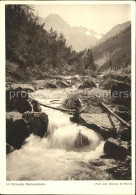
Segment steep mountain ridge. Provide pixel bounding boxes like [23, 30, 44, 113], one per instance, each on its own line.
[44, 14, 101, 51]
[97, 21, 131, 44]
[92, 24, 131, 70]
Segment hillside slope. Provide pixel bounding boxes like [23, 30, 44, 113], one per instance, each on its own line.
[98, 21, 131, 44]
[6, 5, 96, 82]
[92, 23, 131, 71]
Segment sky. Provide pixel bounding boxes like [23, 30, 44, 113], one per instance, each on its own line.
[34, 4, 131, 34]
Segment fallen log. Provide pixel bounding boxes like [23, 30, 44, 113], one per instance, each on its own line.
[100, 102, 131, 128]
[39, 102, 75, 114]
[107, 112, 116, 132]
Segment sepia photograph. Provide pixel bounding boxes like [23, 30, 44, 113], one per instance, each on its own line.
[0, 0, 135, 194]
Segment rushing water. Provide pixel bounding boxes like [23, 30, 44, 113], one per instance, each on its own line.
[6, 88, 104, 180]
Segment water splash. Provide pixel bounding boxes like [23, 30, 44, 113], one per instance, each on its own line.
[6, 89, 104, 180]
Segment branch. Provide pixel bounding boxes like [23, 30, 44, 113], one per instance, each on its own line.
[100, 102, 131, 128]
[39, 102, 74, 114]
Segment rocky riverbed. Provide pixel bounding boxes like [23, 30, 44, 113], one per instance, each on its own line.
[6, 73, 131, 180]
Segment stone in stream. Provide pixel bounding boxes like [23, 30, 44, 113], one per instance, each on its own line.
[46, 82, 57, 88]
[111, 82, 131, 108]
[104, 138, 127, 161]
[6, 88, 32, 113]
[74, 131, 91, 148]
[56, 80, 70, 88]
[17, 99, 32, 113]
[114, 110, 131, 122]
[22, 112, 48, 137]
[80, 113, 118, 139]
[6, 113, 30, 149]
[100, 78, 118, 90]
[31, 100, 42, 112]
[78, 80, 96, 89]
[119, 127, 131, 142]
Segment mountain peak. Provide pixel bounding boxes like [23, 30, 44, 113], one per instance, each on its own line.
[43, 14, 99, 51]
[46, 14, 62, 20]
[44, 14, 70, 33]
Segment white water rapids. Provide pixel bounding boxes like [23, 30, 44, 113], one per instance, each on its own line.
[7, 89, 105, 180]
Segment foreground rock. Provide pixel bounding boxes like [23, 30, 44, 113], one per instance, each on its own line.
[6, 86, 41, 113]
[119, 127, 131, 142]
[6, 88, 32, 113]
[6, 111, 48, 149]
[22, 112, 48, 137]
[104, 138, 127, 161]
[6, 113, 30, 149]
[78, 80, 96, 89]
[106, 156, 131, 180]
[31, 100, 42, 112]
[100, 78, 118, 90]
[79, 113, 118, 139]
[111, 82, 131, 109]
[74, 132, 91, 148]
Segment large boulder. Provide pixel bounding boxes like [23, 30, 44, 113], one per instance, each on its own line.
[80, 113, 118, 139]
[6, 88, 32, 113]
[120, 127, 131, 142]
[111, 82, 131, 97]
[74, 132, 91, 148]
[100, 78, 118, 90]
[31, 100, 42, 112]
[104, 138, 127, 161]
[78, 80, 96, 89]
[6, 114, 30, 149]
[17, 99, 32, 113]
[111, 82, 131, 108]
[22, 112, 48, 137]
[114, 111, 131, 122]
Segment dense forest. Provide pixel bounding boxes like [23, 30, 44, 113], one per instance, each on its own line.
[92, 26, 131, 71]
[6, 5, 96, 81]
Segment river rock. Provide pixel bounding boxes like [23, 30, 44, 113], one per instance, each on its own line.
[6, 143, 15, 154]
[111, 82, 131, 108]
[74, 132, 91, 148]
[31, 100, 42, 112]
[100, 78, 118, 90]
[10, 83, 34, 92]
[111, 82, 131, 98]
[18, 99, 32, 113]
[6, 88, 32, 113]
[46, 82, 57, 88]
[114, 111, 131, 122]
[80, 113, 118, 139]
[127, 145, 131, 156]
[120, 127, 131, 142]
[71, 75, 82, 84]
[104, 138, 127, 161]
[56, 80, 70, 88]
[6, 116, 30, 149]
[22, 112, 48, 137]
[78, 80, 96, 89]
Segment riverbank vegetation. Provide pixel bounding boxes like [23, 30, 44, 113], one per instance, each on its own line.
[6, 5, 96, 82]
